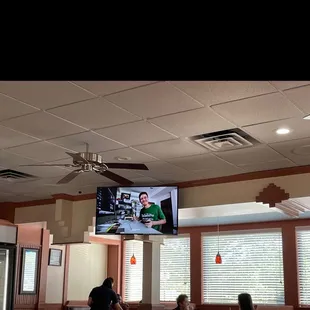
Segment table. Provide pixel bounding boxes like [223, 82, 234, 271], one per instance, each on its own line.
[117, 220, 162, 234]
[96, 220, 162, 235]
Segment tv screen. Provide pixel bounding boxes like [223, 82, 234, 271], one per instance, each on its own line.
[95, 186, 178, 235]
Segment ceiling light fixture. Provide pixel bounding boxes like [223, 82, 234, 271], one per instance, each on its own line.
[276, 128, 290, 135]
[115, 156, 131, 161]
[303, 115, 310, 120]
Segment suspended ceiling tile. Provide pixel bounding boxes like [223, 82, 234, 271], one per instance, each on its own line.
[0, 81, 96, 109]
[95, 120, 177, 146]
[170, 81, 277, 106]
[134, 139, 208, 160]
[270, 138, 310, 165]
[0, 112, 85, 140]
[0, 150, 39, 168]
[48, 97, 140, 130]
[5, 141, 71, 162]
[216, 145, 285, 166]
[238, 158, 296, 173]
[166, 153, 237, 171]
[48, 131, 125, 153]
[72, 81, 157, 96]
[270, 81, 310, 90]
[243, 118, 310, 144]
[0, 126, 39, 149]
[99, 147, 158, 163]
[130, 176, 163, 186]
[0, 93, 39, 121]
[211, 93, 303, 126]
[105, 82, 203, 119]
[150, 107, 235, 138]
[284, 85, 310, 114]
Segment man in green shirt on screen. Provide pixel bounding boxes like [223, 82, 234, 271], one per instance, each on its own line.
[137, 191, 166, 231]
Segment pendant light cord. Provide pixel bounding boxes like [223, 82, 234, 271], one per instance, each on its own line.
[217, 217, 220, 252]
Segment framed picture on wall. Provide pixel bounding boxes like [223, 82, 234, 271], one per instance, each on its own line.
[48, 248, 62, 266]
[19, 248, 39, 295]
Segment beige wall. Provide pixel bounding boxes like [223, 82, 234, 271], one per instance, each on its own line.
[67, 243, 107, 301]
[15, 204, 55, 223]
[71, 199, 96, 239]
[13, 172, 310, 243]
[180, 173, 310, 208]
[14, 200, 95, 244]
[45, 245, 66, 304]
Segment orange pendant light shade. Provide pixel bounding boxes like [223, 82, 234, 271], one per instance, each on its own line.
[215, 252, 222, 264]
[130, 254, 136, 265]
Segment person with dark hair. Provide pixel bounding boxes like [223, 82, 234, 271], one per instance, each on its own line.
[238, 293, 255, 310]
[88, 278, 122, 310]
[173, 294, 191, 310]
[102, 278, 113, 289]
[137, 191, 166, 231]
[107, 277, 114, 288]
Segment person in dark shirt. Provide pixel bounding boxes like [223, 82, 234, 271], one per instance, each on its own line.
[173, 294, 191, 310]
[88, 278, 122, 310]
[238, 293, 255, 310]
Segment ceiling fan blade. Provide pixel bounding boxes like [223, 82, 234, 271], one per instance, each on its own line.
[57, 170, 82, 184]
[98, 170, 134, 185]
[66, 152, 88, 164]
[105, 163, 149, 170]
[19, 164, 76, 167]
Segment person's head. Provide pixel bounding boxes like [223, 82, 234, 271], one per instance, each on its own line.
[176, 294, 189, 309]
[102, 278, 113, 289]
[117, 294, 122, 302]
[107, 277, 114, 287]
[238, 293, 254, 310]
[139, 192, 149, 207]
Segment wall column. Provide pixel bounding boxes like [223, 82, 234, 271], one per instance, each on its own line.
[108, 244, 121, 293]
[139, 238, 164, 310]
[190, 231, 202, 305]
[282, 222, 299, 307]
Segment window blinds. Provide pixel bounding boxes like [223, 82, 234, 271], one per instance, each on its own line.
[160, 236, 191, 301]
[296, 228, 310, 306]
[202, 229, 284, 304]
[124, 240, 144, 302]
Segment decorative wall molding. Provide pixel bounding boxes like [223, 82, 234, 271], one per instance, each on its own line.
[256, 183, 290, 208]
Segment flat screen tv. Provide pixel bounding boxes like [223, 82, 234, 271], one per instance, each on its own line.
[95, 186, 178, 235]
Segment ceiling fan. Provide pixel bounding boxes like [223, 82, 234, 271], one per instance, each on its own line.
[20, 144, 148, 185]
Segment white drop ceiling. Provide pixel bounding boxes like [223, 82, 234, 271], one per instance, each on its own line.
[0, 80, 310, 206]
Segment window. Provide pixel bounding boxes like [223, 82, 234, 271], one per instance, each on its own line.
[160, 236, 191, 301]
[296, 228, 310, 305]
[202, 229, 284, 304]
[124, 240, 143, 302]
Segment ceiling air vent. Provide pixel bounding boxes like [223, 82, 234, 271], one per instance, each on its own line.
[0, 169, 36, 180]
[191, 128, 260, 152]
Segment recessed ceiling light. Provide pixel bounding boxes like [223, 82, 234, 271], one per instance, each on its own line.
[303, 115, 310, 120]
[115, 156, 131, 161]
[276, 128, 290, 135]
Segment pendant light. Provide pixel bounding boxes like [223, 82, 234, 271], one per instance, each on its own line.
[130, 254, 136, 265]
[130, 241, 136, 265]
[215, 219, 222, 264]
